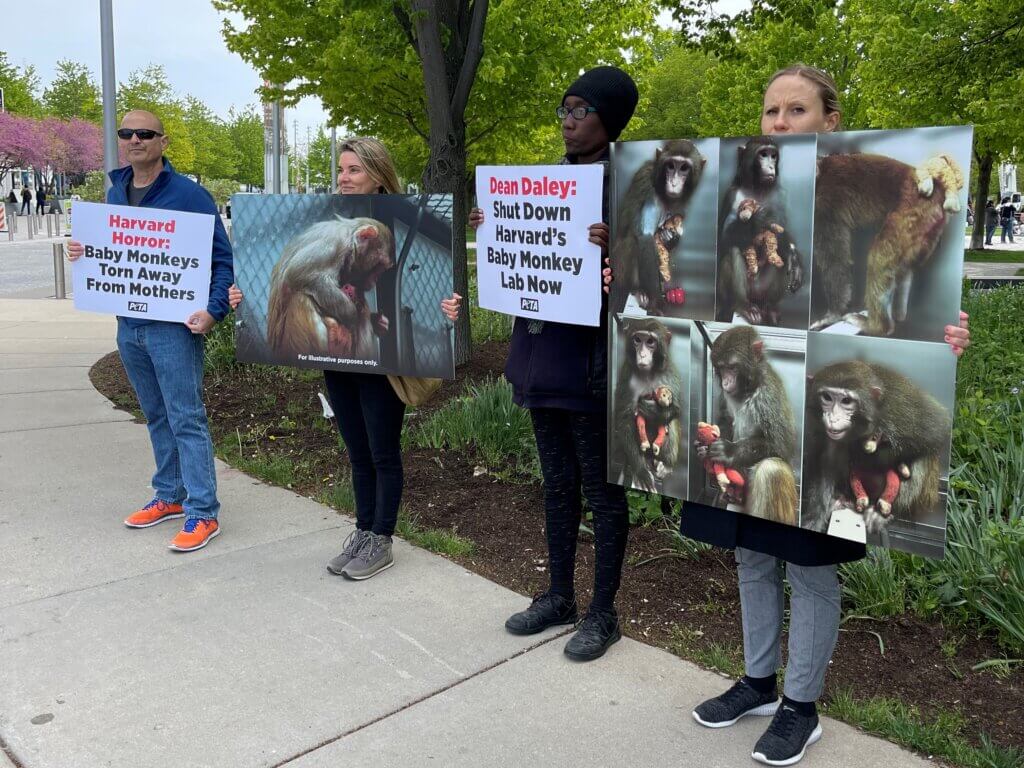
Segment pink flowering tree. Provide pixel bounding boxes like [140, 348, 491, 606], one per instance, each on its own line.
[0, 111, 44, 180]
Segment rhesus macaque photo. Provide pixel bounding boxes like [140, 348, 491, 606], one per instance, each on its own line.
[715, 135, 816, 329]
[608, 315, 691, 499]
[810, 126, 973, 342]
[687, 323, 806, 526]
[801, 334, 955, 557]
[231, 193, 456, 379]
[610, 138, 720, 321]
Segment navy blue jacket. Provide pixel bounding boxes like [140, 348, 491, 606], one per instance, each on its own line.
[107, 158, 233, 324]
[504, 154, 610, 412]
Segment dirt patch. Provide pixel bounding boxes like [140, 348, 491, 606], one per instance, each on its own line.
[90, 344, 1023, 751]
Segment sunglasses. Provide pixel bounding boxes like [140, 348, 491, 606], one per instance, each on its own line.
[117, 128, 163, 140]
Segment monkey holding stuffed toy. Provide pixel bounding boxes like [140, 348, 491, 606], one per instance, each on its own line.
[695, 421, 746, 497]
[736, 198, 786, 277]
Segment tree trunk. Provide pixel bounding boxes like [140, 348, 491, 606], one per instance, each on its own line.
[409, 0, 488, 367]
[971, 151, 993, 250]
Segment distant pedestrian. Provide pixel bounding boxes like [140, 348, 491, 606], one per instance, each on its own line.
[985, 199, 998, 245]
[999, 197, 1015, 243]
[35, 187, 47, 215]
[20, 187, 31, 215]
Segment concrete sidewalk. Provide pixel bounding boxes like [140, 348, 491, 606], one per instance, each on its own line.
[0, 299, 930, 768]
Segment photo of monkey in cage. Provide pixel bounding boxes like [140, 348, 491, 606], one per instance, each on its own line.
[800, 334, 955, 558]
[809, 126, 973, 342]
[231, 193, 455, 379]
[685, 322, 806, 527]
[608, 138, 720, 321]
[607, 315, 691, 499]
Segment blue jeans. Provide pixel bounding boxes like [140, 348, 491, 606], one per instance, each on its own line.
[116, 319, 219, 520]
[1002, 220, 1015, 243]
[324, 370, 406, 536]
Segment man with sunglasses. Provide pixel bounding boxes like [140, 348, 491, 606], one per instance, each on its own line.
[67, 109, 233, 552]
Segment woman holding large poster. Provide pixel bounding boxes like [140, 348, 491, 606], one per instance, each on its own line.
[683, 66, 971, 767]
[230, 138, 462, 581]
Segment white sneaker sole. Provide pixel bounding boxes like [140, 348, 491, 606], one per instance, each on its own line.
[125, 512, 185, 529]
[692, 698, 780, 728]
[168, 526, 220, 552]
[341, 558, 394, 580]
[751, 723, 823, 766]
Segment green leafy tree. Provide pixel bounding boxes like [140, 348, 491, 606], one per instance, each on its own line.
[72, 170, 108, 202]
[691, 1, 865, 137]
[183, 96, 239, 182]
[0, 52, 42, 116]
[851, 0, 1024, 249]
[228, 106, 265, 188]
[307, 127, 333, 191]
[204, 178, 240, 208]
[214, 0, 660, 362]
[43, 60, 102, 123]
[632, 46, 715, 140]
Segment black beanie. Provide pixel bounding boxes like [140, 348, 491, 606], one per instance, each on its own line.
[563, 65, 639, 142]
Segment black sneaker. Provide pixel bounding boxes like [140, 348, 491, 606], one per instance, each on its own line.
[563, 607, 621, 661]
[505, 592, 578, 635]
[751, 704, 823, 766]
[692, 679, 780, 728]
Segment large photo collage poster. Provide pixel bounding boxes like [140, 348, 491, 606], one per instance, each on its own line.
[232, 194, 456, 379]
[607, 127, 973, 558]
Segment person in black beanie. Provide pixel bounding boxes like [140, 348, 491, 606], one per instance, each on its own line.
[464, 65, 638, 661]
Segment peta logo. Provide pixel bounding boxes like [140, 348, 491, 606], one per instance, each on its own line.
[128, 301, 148, 312]
[520, 297, 539, 313]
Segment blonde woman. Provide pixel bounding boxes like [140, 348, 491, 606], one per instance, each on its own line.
[229, 137, 462, 579]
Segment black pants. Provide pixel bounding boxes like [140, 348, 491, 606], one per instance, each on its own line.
[20, 201, 30, 215]
[36, 201, 45, 214]
[530, 407, 629, 612]
[324, 371, 406, 536]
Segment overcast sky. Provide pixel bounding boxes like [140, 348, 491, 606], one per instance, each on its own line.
[3, 0, 750, 146]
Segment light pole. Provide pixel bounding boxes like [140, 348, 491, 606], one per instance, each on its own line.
[100, 0, 118, 189]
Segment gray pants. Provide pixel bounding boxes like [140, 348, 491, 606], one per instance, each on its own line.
[736, 547, 841, 702]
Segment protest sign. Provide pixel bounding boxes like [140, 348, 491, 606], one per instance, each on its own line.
[231, 193, 455, 379]
[475, 164, 603, 326]
[70, 202, 213, 321]
[607, 126, 973, 559]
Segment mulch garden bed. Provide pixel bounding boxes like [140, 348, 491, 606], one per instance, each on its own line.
[90, 343, 1022, 753]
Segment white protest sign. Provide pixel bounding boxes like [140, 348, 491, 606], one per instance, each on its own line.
[475, 164, 603, 326]
[71, 202, 213, 322]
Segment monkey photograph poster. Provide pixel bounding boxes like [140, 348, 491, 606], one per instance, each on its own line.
[716, 135, 816, 330]
[801, 334, 955, 558]
[686, 322, 807, 526]
[607, 315, 691, 500]
[231, 194, 456, 379]
[810, 126, 973, 342]
[609, 138, 720, 321]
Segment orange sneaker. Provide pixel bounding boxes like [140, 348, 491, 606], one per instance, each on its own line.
[169, 519, 220, 552]
[125, 499, 185, 528]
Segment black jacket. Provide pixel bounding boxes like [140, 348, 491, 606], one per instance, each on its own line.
[504, 153, 610, 413]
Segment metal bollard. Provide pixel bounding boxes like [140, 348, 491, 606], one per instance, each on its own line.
[27, 213, 34, 239]
[54, 212, 62, 237]
[53, 243, 67, 299]
[46, 214, 53, 238]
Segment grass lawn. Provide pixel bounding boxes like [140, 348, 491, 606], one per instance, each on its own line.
[964, 249, 1024, 263]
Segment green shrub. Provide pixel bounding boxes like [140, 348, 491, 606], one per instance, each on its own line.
[409, 377, 539, 480]
[468, 266, 513, 344]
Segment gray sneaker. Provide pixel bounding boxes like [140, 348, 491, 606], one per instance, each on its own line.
[341, 533, 394, 580]
[327, 529, 371, 575]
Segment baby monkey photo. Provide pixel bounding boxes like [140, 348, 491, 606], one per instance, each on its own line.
[801, 335, 954, 554]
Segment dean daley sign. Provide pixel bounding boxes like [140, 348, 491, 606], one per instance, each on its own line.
[475, 164, 603, 326]
[71, 202, 213, 322]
